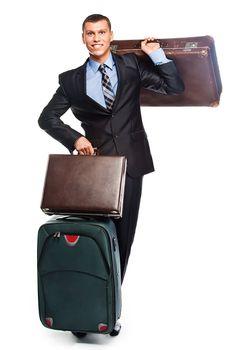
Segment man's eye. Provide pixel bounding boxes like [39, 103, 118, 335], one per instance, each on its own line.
[100, 31, 105, 35]
[87, 32, 93, 36]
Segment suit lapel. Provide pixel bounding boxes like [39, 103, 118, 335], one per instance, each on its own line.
[111, 54, 124, 111]
[75, 54, 125, 113]
[76, 61, 110, 113]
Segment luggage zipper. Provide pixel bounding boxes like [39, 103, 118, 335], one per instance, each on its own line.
[49, 225, 117, 326]
[53, 232, 79, 238]
[53, 232, 61, 238]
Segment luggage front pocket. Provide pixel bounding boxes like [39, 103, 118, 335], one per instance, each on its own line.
[38, 232, 110, 332]
[41, 270, 108, 331]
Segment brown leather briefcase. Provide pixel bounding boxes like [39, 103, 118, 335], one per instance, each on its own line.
[41, 154, 127, 217]
[111, 35, 222, 107]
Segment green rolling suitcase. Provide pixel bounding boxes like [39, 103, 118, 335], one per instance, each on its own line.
[37, 216, 121, 335]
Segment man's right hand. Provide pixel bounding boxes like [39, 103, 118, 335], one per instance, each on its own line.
[74, 136, 95, 155]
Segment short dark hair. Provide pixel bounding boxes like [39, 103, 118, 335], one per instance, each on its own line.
[82, 14, 111, 31]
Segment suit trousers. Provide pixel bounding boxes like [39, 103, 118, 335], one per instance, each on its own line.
[114, 174, 143, 283]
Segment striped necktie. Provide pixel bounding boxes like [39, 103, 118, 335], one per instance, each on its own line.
[99, 64, 115, 111]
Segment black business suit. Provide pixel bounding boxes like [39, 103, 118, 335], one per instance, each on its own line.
[39, 52, 184, 281]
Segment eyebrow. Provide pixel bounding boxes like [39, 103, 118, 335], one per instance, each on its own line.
[85, 28, 108, 33]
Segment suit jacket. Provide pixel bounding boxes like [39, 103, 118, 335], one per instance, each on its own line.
[38, 53, 184, 177]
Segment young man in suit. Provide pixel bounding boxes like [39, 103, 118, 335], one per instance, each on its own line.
[38, 14, 184, 336]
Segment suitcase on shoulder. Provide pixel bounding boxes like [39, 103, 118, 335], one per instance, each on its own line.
[111, 35, 222, 107]
[37, 216, 121, 335]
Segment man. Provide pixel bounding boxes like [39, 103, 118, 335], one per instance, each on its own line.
[38, 14, 184, 336]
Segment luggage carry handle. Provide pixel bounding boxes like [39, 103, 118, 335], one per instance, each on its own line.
[76, 147, 100, 156]
[93, 147, 100, 156]
[59, 215, 96, 221]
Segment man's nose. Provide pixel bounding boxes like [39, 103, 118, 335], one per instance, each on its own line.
[93, 33, 101, 41]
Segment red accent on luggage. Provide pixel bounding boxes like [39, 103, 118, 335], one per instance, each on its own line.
[45, 317, 53, 327]
[98, 323, 108, 332]
[64, 235, 80, 246]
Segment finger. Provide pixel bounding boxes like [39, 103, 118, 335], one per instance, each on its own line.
[78, 150, 85, 155]
[90, 146, 95, 155]
[141, 39, 147, 46]
[83, 144, 95, 155]
[84, 147, 91, 155]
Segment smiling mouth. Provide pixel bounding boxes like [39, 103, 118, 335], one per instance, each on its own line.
[92, 44, 103, 48]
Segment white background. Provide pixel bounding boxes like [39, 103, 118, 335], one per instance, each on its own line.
[1, 0, 232, 349]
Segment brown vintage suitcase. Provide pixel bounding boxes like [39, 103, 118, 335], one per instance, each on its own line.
[41, 154, 127, 217]
[111, 35, 222, 107]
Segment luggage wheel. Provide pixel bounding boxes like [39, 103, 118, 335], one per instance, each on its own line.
[72, 331, 87, 338]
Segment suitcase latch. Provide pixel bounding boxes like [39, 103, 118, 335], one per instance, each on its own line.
[110, 44, 118, 53]
[185, 42, 198, 49]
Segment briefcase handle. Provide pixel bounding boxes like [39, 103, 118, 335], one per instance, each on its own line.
[76, 147, 100, 156]
[93, 147, 100, 156]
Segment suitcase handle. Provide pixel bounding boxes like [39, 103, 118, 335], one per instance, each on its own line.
[76, 147, 100, 156]
[60, 216, 95, 221]
[93, 147, 100, 156]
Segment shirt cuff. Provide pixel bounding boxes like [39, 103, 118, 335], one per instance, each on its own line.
[148, 48, 171, 65]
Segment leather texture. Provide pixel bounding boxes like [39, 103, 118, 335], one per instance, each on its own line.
[38, 53, 184, 177]
[41, 154, 127, 217]
[37, 216, 121, 333]
[111, 36, 222, 107]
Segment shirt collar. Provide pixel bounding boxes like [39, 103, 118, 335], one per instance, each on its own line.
[88, 53, 115, 73]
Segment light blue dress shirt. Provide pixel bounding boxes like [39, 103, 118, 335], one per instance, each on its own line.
[86, 48, 170, 108]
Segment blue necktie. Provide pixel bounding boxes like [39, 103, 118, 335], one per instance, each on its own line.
[99, 64, 115, 111]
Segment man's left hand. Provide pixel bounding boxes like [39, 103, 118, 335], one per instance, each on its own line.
[141, 37, 160, 55]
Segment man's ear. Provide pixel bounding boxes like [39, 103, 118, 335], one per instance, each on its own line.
[82, 33, 85, 44]
[110, 31, 114, 42]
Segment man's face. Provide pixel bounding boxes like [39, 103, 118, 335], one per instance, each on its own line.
[82, 20, 113, 63]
